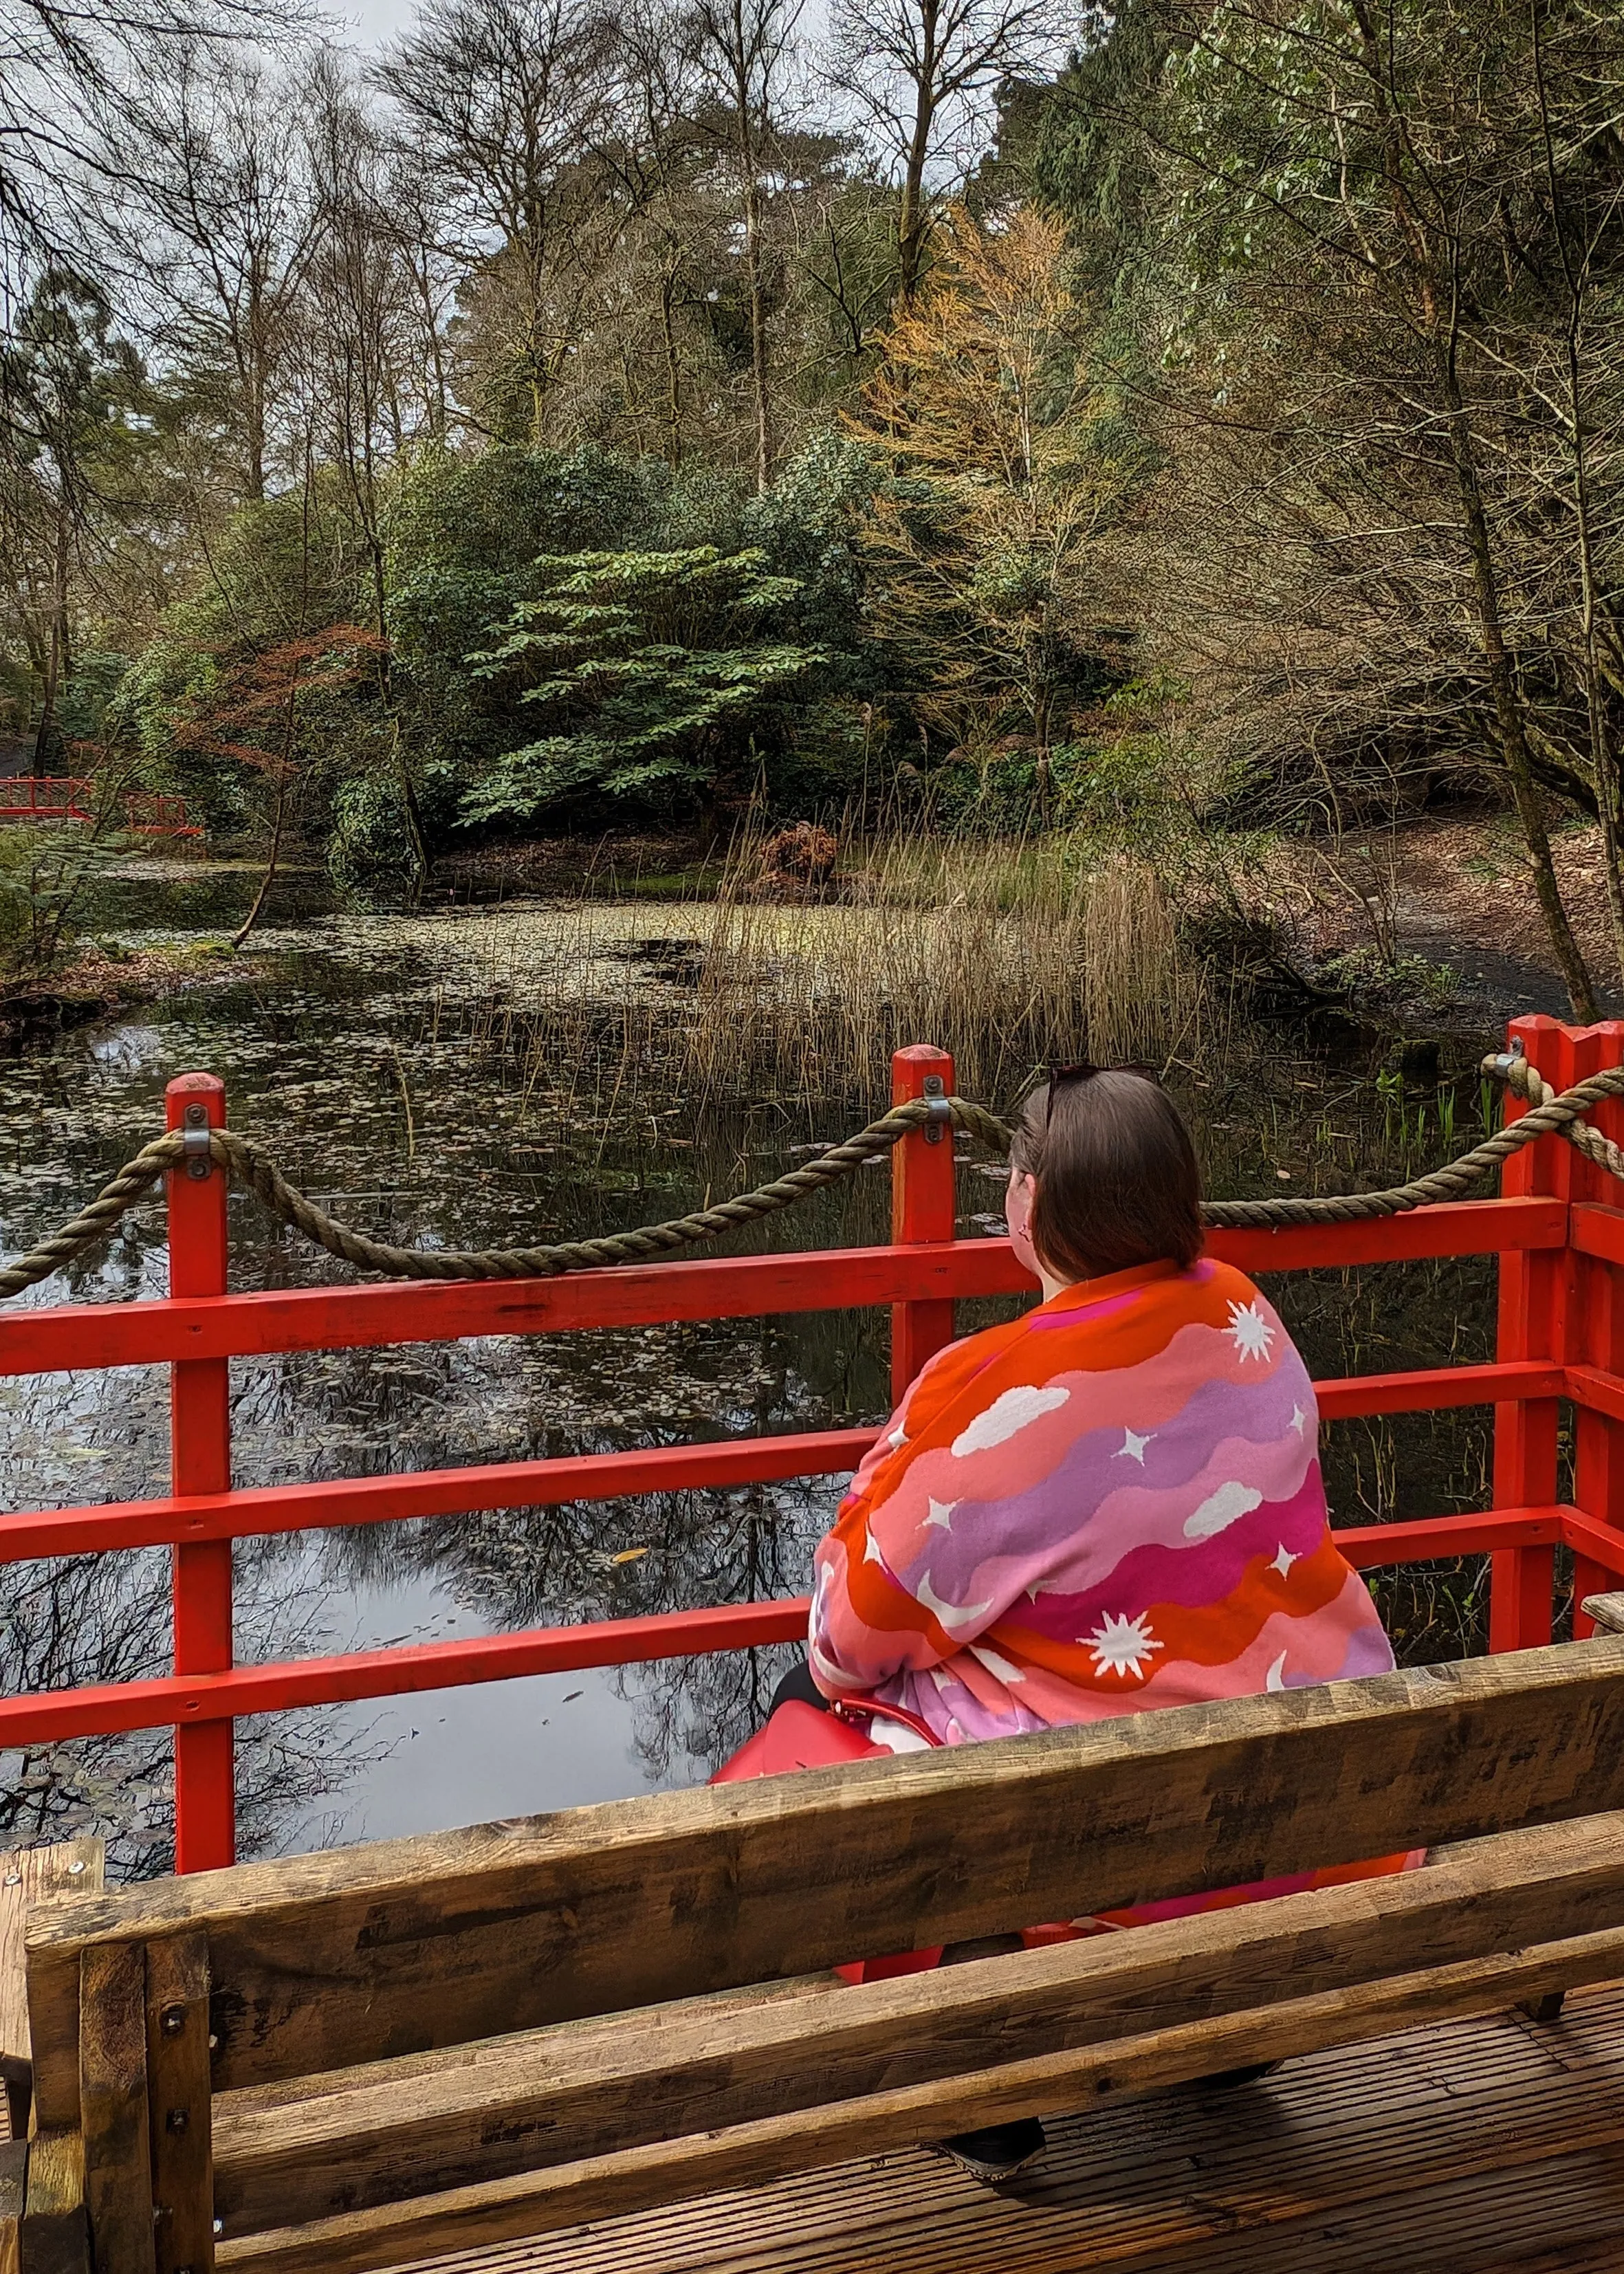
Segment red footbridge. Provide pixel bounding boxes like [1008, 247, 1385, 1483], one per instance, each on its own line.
[1, 1018, 1620, 1872]
[0, 778, 200, 837]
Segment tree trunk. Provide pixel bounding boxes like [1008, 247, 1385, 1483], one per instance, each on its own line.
[246, 264, 268, 503]
[231, 761, 287, 951]
[1444, 380, 1597, 1019]
[660, 260, 684, 466]
[743, 164, 773, 492]
[33, 505, 71, 769]
[896, 14, 938, 307]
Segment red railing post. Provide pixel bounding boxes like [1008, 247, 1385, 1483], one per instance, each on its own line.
[1491, 1016, 1585, 1650]
[889, 1044, 958, 1405]
[166, 1073, 235, 1870]
[1566, 1021, 1624, 1635]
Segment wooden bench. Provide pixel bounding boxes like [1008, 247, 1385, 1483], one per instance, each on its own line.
[14, 1635, 1624, 2274]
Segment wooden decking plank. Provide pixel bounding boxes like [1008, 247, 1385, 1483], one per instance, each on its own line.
[411, 1985, 1624, 2274]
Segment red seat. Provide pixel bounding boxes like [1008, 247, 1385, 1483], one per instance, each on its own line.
[711, 1703, 945, 1980]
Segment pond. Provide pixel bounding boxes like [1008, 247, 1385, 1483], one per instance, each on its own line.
[0, 857, 1528, 1876]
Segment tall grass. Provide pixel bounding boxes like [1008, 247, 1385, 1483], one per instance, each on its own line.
[440, 818, 1205, 1114]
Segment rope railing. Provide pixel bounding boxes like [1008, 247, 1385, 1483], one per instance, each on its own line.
[2, 1051, 1622, 1304]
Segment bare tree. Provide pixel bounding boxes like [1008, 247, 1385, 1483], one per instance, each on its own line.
[1086, 0, 1624, 1018]
[827, 0, 1066, 305]
[685, 0, 807, 490]
[372, 0, 615, 441]
[298, 54, 439, 873]
[120, 52, 322, 503]
[0, 0, 308, 299]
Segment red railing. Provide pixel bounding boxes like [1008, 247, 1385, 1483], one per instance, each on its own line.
[0, 776, 94, 822]
[0, 778, 201, 836]
[4, 1020, 1623, 1874]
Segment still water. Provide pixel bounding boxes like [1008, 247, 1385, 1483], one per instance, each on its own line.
[0, 862, 1512, 1876]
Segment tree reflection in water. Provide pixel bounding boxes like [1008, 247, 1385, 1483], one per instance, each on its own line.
[0, 1544, 384, 1879]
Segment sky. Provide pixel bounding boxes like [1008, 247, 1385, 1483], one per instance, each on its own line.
[326, 0, 416, 50]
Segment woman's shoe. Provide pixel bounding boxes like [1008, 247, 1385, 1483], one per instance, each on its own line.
[937, 2116, 1047, 2181]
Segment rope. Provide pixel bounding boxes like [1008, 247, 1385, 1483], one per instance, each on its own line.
[1, 1056, 1620, 1303]
[1200, 1054, 1624, 1228]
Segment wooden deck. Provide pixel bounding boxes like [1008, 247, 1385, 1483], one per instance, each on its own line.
[417, 1982, 1624, 2274]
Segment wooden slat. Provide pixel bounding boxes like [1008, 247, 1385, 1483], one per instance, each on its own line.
[0, 1847, 101, 2141]
[145, 1936, 213, 2274]
[1581, 1592, 1624, 1636]
[29, 1635, 1624, 2121]
[209, 1813, 1624, 2230]
[210, 1923, 1624, 2274]
[78, 1945, 153, 2274]
[20, 2132, 86, 2274]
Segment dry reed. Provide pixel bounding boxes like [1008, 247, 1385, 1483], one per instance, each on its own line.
[430, 822, 1204, 1115]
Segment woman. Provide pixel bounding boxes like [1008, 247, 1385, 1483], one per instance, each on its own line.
[798, 1066, 1405, 2177]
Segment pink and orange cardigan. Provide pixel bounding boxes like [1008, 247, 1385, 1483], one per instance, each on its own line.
[809, 1254, 1413, 1923]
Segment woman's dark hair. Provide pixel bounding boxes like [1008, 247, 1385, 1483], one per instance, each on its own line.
[1009, 1070, 1204, 1282]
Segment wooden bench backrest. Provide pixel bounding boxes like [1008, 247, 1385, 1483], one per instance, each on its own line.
[25, 1634, 1624, 2129]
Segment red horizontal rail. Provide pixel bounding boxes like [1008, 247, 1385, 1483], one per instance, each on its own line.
[0, 1505, 1585, 1749]
[1205, 1197, 1567, 1272]
[0, 1428, 879, 1560]
[0, 1364, 1568, 1564]
[1556, 1506, 1624, 1579]
[1566, 1365, 1624, 1426]
[0, 1597, 818, 1747]
[1313, 1360, 1563, 1421]
[1336, 1505, 1570, 1569]
[0, 1244, 1029, 1375]
[1571, 1203, 1624, 1267]
[0, 1199, 1567, 1381]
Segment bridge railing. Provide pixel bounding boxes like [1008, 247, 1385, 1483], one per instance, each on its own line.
[0, 778, 201, 835]
[1, 1016, 1621, 1872]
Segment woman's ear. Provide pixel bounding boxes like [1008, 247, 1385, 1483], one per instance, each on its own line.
[1005, 1165, 1042, 1281]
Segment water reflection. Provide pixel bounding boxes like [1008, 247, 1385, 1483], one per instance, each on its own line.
[0, 862, 1507, 1872]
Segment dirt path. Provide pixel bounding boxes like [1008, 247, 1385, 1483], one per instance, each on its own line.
[1290, 814, 1621, 1023]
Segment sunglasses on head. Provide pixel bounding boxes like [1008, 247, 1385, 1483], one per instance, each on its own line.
[1044, 1060, 1162, 1124]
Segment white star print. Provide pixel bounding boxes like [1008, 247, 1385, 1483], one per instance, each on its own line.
[924, 1498, 957, 1531]
[1115, 1428, 1152, 1464]
[1270, 1542, 1298, 1578]
[1227, 1300, 1276, 1363]
[1266, 1651, 1288, 1692]
[1288, 1404, 1307, 1436]
[863, 1531, 886, 1564]
[1086, 1610, 1163, 1681]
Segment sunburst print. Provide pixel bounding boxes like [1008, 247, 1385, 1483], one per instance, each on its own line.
[1086, 1610, 1163, 1680]
[1227, 1298, 1275, 1362]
